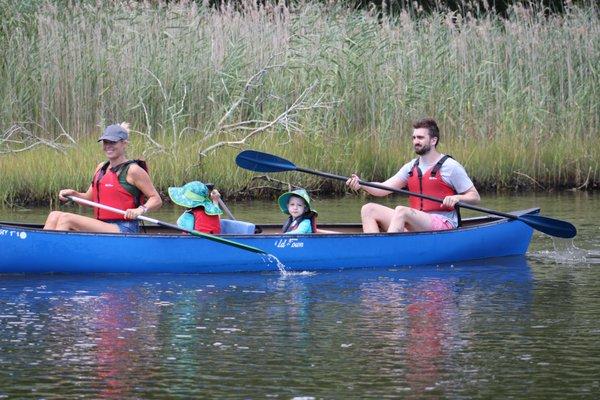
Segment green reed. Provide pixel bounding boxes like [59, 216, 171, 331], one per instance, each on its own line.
[0, 1, 598, 205]
[1, 131, 597, 206]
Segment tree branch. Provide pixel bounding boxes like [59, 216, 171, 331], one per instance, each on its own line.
[0, 123, 73, 154]
[199, 80, 333, 157]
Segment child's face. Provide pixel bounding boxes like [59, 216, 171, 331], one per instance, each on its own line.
[287, 196, 307, 218]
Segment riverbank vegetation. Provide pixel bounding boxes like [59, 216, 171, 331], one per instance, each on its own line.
[0, 0, 598, 205]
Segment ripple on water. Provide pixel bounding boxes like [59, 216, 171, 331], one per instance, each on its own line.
[0, 254, 598, 398]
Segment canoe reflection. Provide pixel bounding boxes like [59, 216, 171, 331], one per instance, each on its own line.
[0, 256, 532, 398]
[356, 256, 532, 396]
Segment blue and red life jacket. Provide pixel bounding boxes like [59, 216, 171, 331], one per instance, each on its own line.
[176, 208, 221, 234]
[191, 208, 221, 234]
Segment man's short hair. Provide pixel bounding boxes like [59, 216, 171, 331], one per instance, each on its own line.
[413, 118, 440, 145]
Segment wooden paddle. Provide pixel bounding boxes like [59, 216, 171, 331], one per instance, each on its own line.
[67, 196, 266, 254]
[235, 150, 577, 239]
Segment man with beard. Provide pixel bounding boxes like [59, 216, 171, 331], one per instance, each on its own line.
[346, 118, 480, 233]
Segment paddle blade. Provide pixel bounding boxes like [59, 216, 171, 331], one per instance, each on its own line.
[519, 214, 577, 239]
[236, 150, 297, 173]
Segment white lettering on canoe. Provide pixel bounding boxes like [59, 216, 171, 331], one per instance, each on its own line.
[0, 229, 27, 239]
[274, 238, 304, 249]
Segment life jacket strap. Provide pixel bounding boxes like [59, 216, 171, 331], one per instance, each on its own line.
[93, 159, 149, 207]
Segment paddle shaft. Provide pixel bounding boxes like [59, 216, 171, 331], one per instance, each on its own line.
[217, 198, 236, 220]
[205, 182, 236, 220]
[294, 166, 519, 220]
[67, 196, 266, 254]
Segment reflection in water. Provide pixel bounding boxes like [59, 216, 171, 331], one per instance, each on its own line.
[95, 293, 131, 398]
[359, 277, 456, 395]
[4, 256, 600, 398]
[404, 279, 455, 395]
[356, 258, 533, 397]
[93, 290, 163, 399]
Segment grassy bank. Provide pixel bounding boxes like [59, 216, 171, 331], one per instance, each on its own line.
[0, 1, 598, 205]
[1, 132, 598, 206]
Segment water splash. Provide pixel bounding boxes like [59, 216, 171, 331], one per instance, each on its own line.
[530, 238, 596, 265]
[263, 254, 288, 275]
[582, 249, 600, 265]
[282, 271, 317, 277]
[261, 254, 316, 276]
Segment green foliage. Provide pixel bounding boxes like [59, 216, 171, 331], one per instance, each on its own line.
[0, 0, 598, 205]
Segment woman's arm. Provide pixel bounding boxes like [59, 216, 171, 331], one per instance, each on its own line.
[58, 162, 104, 202]
[125, 164, 163, 219]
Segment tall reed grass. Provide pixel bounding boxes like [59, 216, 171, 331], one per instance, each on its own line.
[0, 1, 598, 205]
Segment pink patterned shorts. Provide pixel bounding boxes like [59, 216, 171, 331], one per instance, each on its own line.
[429, 214, 454, 231]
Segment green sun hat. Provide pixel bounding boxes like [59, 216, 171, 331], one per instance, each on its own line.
[277, 188, 317, 216]
[168, 181, 223, 216]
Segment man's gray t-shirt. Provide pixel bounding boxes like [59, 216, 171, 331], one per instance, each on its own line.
[392, 155, 474, 228]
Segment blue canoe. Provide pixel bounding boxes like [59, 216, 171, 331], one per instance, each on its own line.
[0, 209, 537, 274]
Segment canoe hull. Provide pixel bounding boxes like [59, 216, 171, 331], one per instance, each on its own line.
[0, 210, 536, 273]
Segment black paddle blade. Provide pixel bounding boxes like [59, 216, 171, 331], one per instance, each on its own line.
[519, 214, 577, 239]
[236, 150, 297, 173]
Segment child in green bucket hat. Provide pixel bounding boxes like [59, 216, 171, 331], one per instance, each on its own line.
[168, 181, 223, 234]
[278, 188, 318, 234]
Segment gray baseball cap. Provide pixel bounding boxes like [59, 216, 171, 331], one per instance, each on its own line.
[98, 124, 128, 142]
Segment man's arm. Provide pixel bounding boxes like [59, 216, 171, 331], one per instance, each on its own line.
[442, 186, 480, 209]
[346, 174, 407, 197]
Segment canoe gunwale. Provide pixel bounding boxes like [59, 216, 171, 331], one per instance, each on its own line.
[0, 208, 540, 238]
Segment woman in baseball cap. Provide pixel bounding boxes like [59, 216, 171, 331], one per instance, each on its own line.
[43, 122, 162, 233]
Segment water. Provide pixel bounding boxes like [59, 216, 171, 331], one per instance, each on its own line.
[0, 192, 599, 398]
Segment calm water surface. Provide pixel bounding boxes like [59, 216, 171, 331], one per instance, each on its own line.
[0, 192, 599, 398]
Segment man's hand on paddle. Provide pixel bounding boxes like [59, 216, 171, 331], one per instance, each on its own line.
[346, 174, 362, 191]
[442, 195, 461, 209]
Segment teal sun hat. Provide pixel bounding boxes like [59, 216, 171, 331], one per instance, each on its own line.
[277, 188, 317, 216]
[168, 181, 223, 216]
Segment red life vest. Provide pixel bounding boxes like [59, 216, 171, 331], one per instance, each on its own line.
[406, 155, 456, 212]
[192, 208, 221, 234]
[91, 160, 146, 221]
